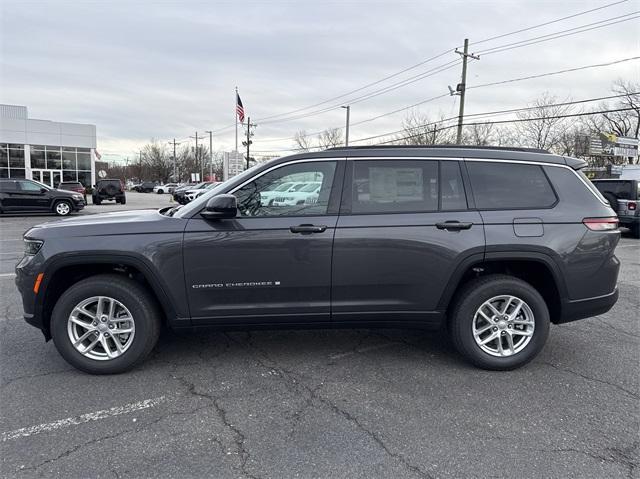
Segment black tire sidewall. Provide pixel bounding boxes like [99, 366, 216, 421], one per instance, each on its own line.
[451, 276, 550, 370]
[51, 276, 159, 374]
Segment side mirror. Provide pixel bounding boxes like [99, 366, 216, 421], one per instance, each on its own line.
[40, 187, 47, 193]
[201, 194, 237, 220]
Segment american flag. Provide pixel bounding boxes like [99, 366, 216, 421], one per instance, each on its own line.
[236, 92, 245, 123]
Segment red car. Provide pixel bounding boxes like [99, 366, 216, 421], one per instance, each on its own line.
[58, 181, 87, 203]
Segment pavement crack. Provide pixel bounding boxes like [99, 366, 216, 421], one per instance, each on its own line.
[542, 441, 638, 478]
[1, 368, 74, 388]
[236, 332, 434, 479]
[540, 361, 639, 400]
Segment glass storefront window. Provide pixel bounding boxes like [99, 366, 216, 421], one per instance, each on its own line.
[0, 146, 7, 167]
[8, 144, 24, 150]
[77, 152, 91, 170]
[46, 148, 62, 169]
[78, 171, 92, 187]
[0, 168, 8, 178]
[9, 148, 25, 168]
[30, 149, 46, 168]
[63, 170, 77, 182]
[10, 168, 25, 178]
[62, 150, 77, 169]
[31, 145, 45, 151]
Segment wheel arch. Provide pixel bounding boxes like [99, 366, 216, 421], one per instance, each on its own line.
[439, 251, 567, 324]
[38, 253, 178, 339]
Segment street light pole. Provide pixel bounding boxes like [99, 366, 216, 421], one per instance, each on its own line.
[205, 131, 213, 181]
[341, 105, 350, 146]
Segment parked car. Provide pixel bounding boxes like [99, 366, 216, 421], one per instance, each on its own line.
[58, 181, 88, 203]
[134, 181, 156, 193]
[153, 183, 179, 194]
[591, 179, 639, 238]
[16, 146, 620, 374]
[0, 178, 85, 216]
[92, 179, 126, 205]
[259, 181, 307, 206]
[173, 181, 213, 204]
[185, 182, 222, 202]
[272, 182, 321, 206]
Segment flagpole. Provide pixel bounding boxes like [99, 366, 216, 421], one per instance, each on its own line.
[235, 86, 238, 153]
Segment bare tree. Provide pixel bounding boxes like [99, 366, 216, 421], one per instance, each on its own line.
[294, 130, 314, 152]
[515, 92, 574, 151]
[317, 128, 343, 149]
[395, 110, 455, 145]
[463, 123, 495, 146]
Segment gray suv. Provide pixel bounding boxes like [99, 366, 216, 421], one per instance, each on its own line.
[15, 146, 620, 374]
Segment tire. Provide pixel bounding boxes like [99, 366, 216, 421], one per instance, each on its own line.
[50, 274, 161, 374]
[105, 184, 118, 196]
[631, 223, 640, 239]
[94, 197, 102, 205]
[449, 274, 550, 371]
[157, 189, 164, 194]
[603, 192, 618, 211]
[53, 200, 72, 216]
[120, 197, 126, 205]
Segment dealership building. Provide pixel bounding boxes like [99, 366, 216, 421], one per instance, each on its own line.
[0, 104, 97, 188]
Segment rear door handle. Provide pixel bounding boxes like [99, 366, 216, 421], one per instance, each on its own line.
[290, 224, 327, 234]
[436, 221, 473, 231]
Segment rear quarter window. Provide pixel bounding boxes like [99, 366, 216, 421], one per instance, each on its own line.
[466, 161, 557, 209]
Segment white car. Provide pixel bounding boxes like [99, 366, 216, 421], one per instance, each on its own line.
[272, 182, 322, 206]
[154, 183, 179, 194]
[186, 182, 222, 202]
[260, 182, 307, 205]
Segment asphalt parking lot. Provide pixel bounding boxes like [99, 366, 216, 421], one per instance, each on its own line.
[0, 193, 638, 479]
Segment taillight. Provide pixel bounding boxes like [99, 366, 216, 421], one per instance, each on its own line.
[582, 217, 619, 231]
[628, 202, 637, 211]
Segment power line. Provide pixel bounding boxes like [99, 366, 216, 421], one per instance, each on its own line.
[254, 57, 639, 147]
[378, 108, 635, 145]
[478, 12, 640, 56]
[253, 0, 629, 123]
[470, 0, 630, 46]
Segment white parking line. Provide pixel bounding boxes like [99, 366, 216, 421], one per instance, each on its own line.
[0, 252, 21, 255]
[1, 396, 166, 442]
[0, 273, 16, 278]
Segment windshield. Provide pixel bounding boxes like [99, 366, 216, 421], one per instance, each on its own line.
[174, 162, 265, 218]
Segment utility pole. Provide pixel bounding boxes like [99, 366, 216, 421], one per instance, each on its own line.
[452, 39, 480, 145]
[242, 118, 256, 170]
[341, 105, 350, 146]
[190, 132, 201, 181]
[205, 131, 213, 180]
[168, 139, 181, 181]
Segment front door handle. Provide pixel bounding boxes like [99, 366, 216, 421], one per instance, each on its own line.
[290, 224, 327, 234]
[436, 221, 473, 231]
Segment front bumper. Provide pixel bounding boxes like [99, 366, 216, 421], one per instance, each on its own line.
[558, 288, 619, 324]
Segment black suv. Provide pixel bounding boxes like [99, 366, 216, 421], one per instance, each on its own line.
[0, 178, 85, 216]
[15, 147, 620, 374]
[591, 179, 639, 238]
[134, 181, 156, 193]
[93, 179, 126, 205]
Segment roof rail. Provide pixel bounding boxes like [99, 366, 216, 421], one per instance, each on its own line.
[326, 145, 551, 154]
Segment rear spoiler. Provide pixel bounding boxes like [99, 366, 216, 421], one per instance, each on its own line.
[564, 156, 588, 170]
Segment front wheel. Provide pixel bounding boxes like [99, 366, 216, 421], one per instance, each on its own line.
[53, 200, 72, 216]
[51, 275, 161, 374]
[449, 275, 550, 370]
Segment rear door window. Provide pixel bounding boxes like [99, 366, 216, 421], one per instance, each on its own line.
[351, 160, 439, 213]
[466, 161, 557, 209]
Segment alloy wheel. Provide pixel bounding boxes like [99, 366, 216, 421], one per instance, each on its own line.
[67, 296, 136, 361]
[472, 295, 535, 357]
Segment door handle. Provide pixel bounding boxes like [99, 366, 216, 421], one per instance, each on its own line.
[290, 224, 327, 234]
[436, 221, 473, 231]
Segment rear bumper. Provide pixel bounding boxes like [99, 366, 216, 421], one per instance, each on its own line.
[558, 288, 619, 324]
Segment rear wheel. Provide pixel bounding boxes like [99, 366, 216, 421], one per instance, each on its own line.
[53, 200, 72, 216]
[449, 275, 550, 370]
[50, 275, 161, 374]
[631, 222, 640, 239]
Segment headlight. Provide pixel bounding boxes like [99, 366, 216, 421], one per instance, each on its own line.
[24, 238, 44, 255]
[72, 194, 82, 200]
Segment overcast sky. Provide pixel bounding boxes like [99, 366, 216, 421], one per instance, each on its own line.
[1, 0, 638, 163]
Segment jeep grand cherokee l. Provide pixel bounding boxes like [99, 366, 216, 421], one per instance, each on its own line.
[15, 146, 620, 374]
